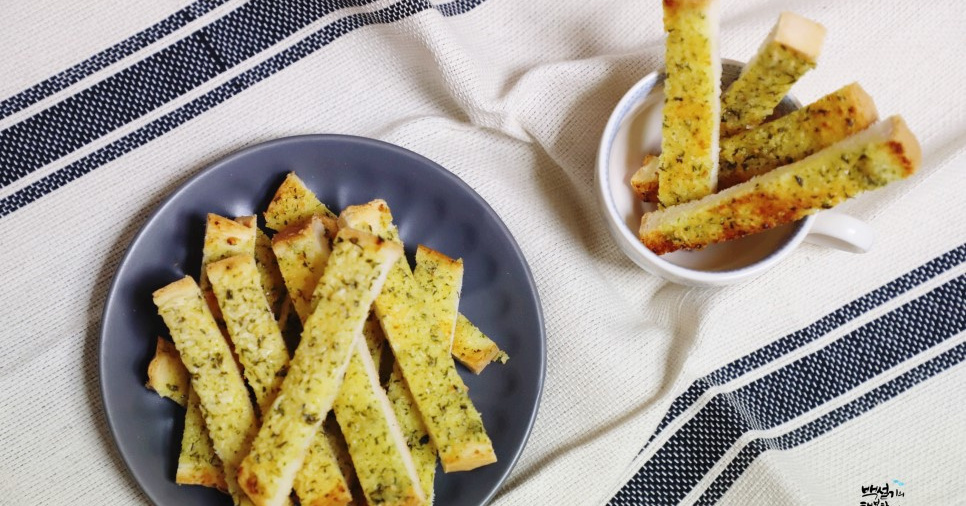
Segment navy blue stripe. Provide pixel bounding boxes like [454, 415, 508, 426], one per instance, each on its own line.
[609, 273, 966, 505]
[645, 242, 966, 448]
[0, 0, 488, 218]
[0, 0, 230, 120]
[0, 0, 377, 190]
[695, 338, 966, 505]
[435, 0, 487, 16]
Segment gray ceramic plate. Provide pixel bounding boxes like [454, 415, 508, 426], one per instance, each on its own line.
[100, 135, 546, 506]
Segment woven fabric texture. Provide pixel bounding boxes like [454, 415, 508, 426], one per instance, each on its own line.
[0, 1, 963, 504]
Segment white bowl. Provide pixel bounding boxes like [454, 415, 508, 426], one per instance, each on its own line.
[594, 60, 872, 286]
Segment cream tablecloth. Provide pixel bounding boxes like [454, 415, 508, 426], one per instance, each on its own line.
[1, 1, 964, 504]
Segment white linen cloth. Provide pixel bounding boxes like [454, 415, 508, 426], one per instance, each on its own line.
[0, 0, 964, 504]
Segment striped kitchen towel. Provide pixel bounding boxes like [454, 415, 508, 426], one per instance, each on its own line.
[0, 0, 963, 505]
[610, 245, 966, 504]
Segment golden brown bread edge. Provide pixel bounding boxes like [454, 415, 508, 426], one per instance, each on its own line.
[718, 82, 880, 188]
[635, 83, 880, 203]
[657, 0, 721, 207]
[638, 116, 920, 254]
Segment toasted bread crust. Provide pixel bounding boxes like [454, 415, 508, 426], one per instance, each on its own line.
[238, 229, 402, 506]
[341, 200, 506, 372]
[153, 275, 258, 505]
[719, 83, 879, 188]
[451, 314, 503, 374]
[176, 464, 229, 492]
[177, 387, 228, 492]
[146, 337, 189, 406]
[440, 441, 501, 472]
[264, 173, 337, 232]
[637, 84, 880, 203]
[630, 155, 660, 202]
[721, 12, 825, 137]
[272, 216, 333, 323]
[772, 12, 826, 61]
[659, 0, 720, 206]
[887, 118, 922, 173]
[207, 254, 290, 415]
[341, 202, 497, 473]
[640, 116, 920, 254]
[386, 363, 437, 502]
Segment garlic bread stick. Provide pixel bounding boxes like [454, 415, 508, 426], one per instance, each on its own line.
[332, 336, 425, 506]
[273, 213, 385, 506]
[213, 231, 353, 505]
[293, 434, 353, 506]
[339, 202, 496, 472]
[386, 363, 437, 502]
[721, 12, 826, 137]
[237, 229, 402, 506]
[178, 386, 229, 492]
[275, 220, 408, 506]
[233, 216, 287, 320]
[282, 218, 423, 506]
[372, 262, 496, 471]
[264, 172, 337, 232]
[634, 83, 879, 201]
[144, 338, 227, 491]
[200, 214, 257, 300]
[658, 0, 721, 206]
[146, 337, 189, 406]
[339, 200, 506, 372]
[207, 254, 290, 415]
[272, 215, 333, 323]
[719, 82, 878, 187]
[639, 116, 921, 254]
[254, 227, 288, 319]
[412, 246, 463, 351]
[153, 276, 258, 506]
[451, 315, 508, 375]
